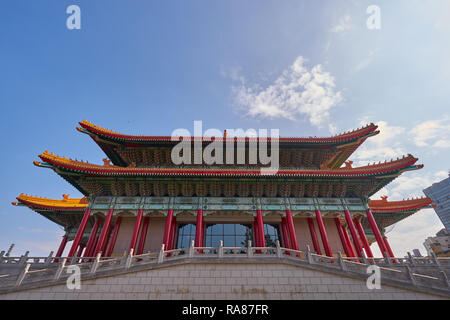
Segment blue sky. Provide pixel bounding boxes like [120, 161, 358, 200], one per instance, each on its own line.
[0, 1, 449, 257]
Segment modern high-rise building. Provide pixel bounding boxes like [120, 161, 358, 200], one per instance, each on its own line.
[412, 249, 422, 257]
[424, 174, 450, 232]
[423, 228, 450, 257]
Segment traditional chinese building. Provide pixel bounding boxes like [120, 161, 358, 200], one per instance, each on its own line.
[12, 121, 434, 259]
[3, 120, 448, 300]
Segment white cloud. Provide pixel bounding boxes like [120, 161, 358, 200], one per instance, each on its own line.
[220, 65, 244, 83]
[352, 120, 406, 166]
[371, 209, 444, 258]
[410, 118, 450, 148]
[353, 50, 378, 73]
[371, 170, 448, 200]
[231, 56, 342, 130]
[330, 15, 353, 33]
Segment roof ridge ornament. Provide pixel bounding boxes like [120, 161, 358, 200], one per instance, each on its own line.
[102, 158, 112, 166]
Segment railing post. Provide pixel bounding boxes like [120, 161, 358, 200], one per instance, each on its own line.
[361, 250, 368, 265]
[6, 244, 15, 257]
[189, 240, 194, 258]
[120, 250, 128, 266]
[44, 251, 54, 265]
[384, 252, 391, 265]
[276, 240, 282, 258]
[247, 240, 253, 258]
[218, 240, 224, 258]
[19, 251, 29, 264]
[407, 252, 416, 266]
[15, 263, 31, 287]
[158, 244, 165, 264]
[338, 252, 347, 271]
[90, 253, 102, 274]
[405, 265, 416, 286]
[126, 249, 134, 269]
[431, 251, 441, 267]
[440, 271, 450, 289]
[54, 258, 67, 281]
[306, 245, 314, 264]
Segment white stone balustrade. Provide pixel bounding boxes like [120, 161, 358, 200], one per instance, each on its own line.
[0, 245, 449, 297]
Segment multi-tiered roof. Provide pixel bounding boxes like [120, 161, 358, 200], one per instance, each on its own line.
[13, 121, 431, 236]
[76, 120, 380, 169]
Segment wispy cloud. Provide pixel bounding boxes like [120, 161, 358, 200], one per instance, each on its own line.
[352, 120, 406, 166]
[230, 56, 342, 131]
[330, 15, 353, 33]
[410, 117, 450, 148]
[372, 170, 448, 201]
[353, 50, 377, 73]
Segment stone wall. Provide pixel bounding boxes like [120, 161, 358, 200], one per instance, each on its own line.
[0, 262, 446, 300]
[294, 218, 345, 254]
[111, 217, 165, 256]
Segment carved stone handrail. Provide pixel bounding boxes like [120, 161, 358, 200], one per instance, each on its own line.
[1, 243, 449, 296]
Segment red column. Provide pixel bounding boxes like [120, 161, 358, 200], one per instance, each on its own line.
[68, 208, 91, 257]
[353, 217, 374, 258]
[315, 210, 332, 257]
[129, 209, 144, 253]
[91, 236, 99, 257]
[383, 236, 395, 258]
[195, 209, 204, 247]
[136, 217, 150, 255]
[168, 216, 177, 250]
[162, 209, 174, 249]
[285, 210, 298, 251]
[76, 244, 85, 258]
[307, 217, 321, 254]
[256, 210, 266, 247]
[83, 218, 101, 257]
[280, 217, 291, 248]
[334, 218, 350, 257]
[106, 217, 122, 257]
[366, 209, 388, 258]
[253, 218, 260, 247]
[344, 210, 364, 258]
[55, 236, 68, 258]
[100, 225, 114, 256]
[93, 209, 114, 256]
[342, 226, 356, 258]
